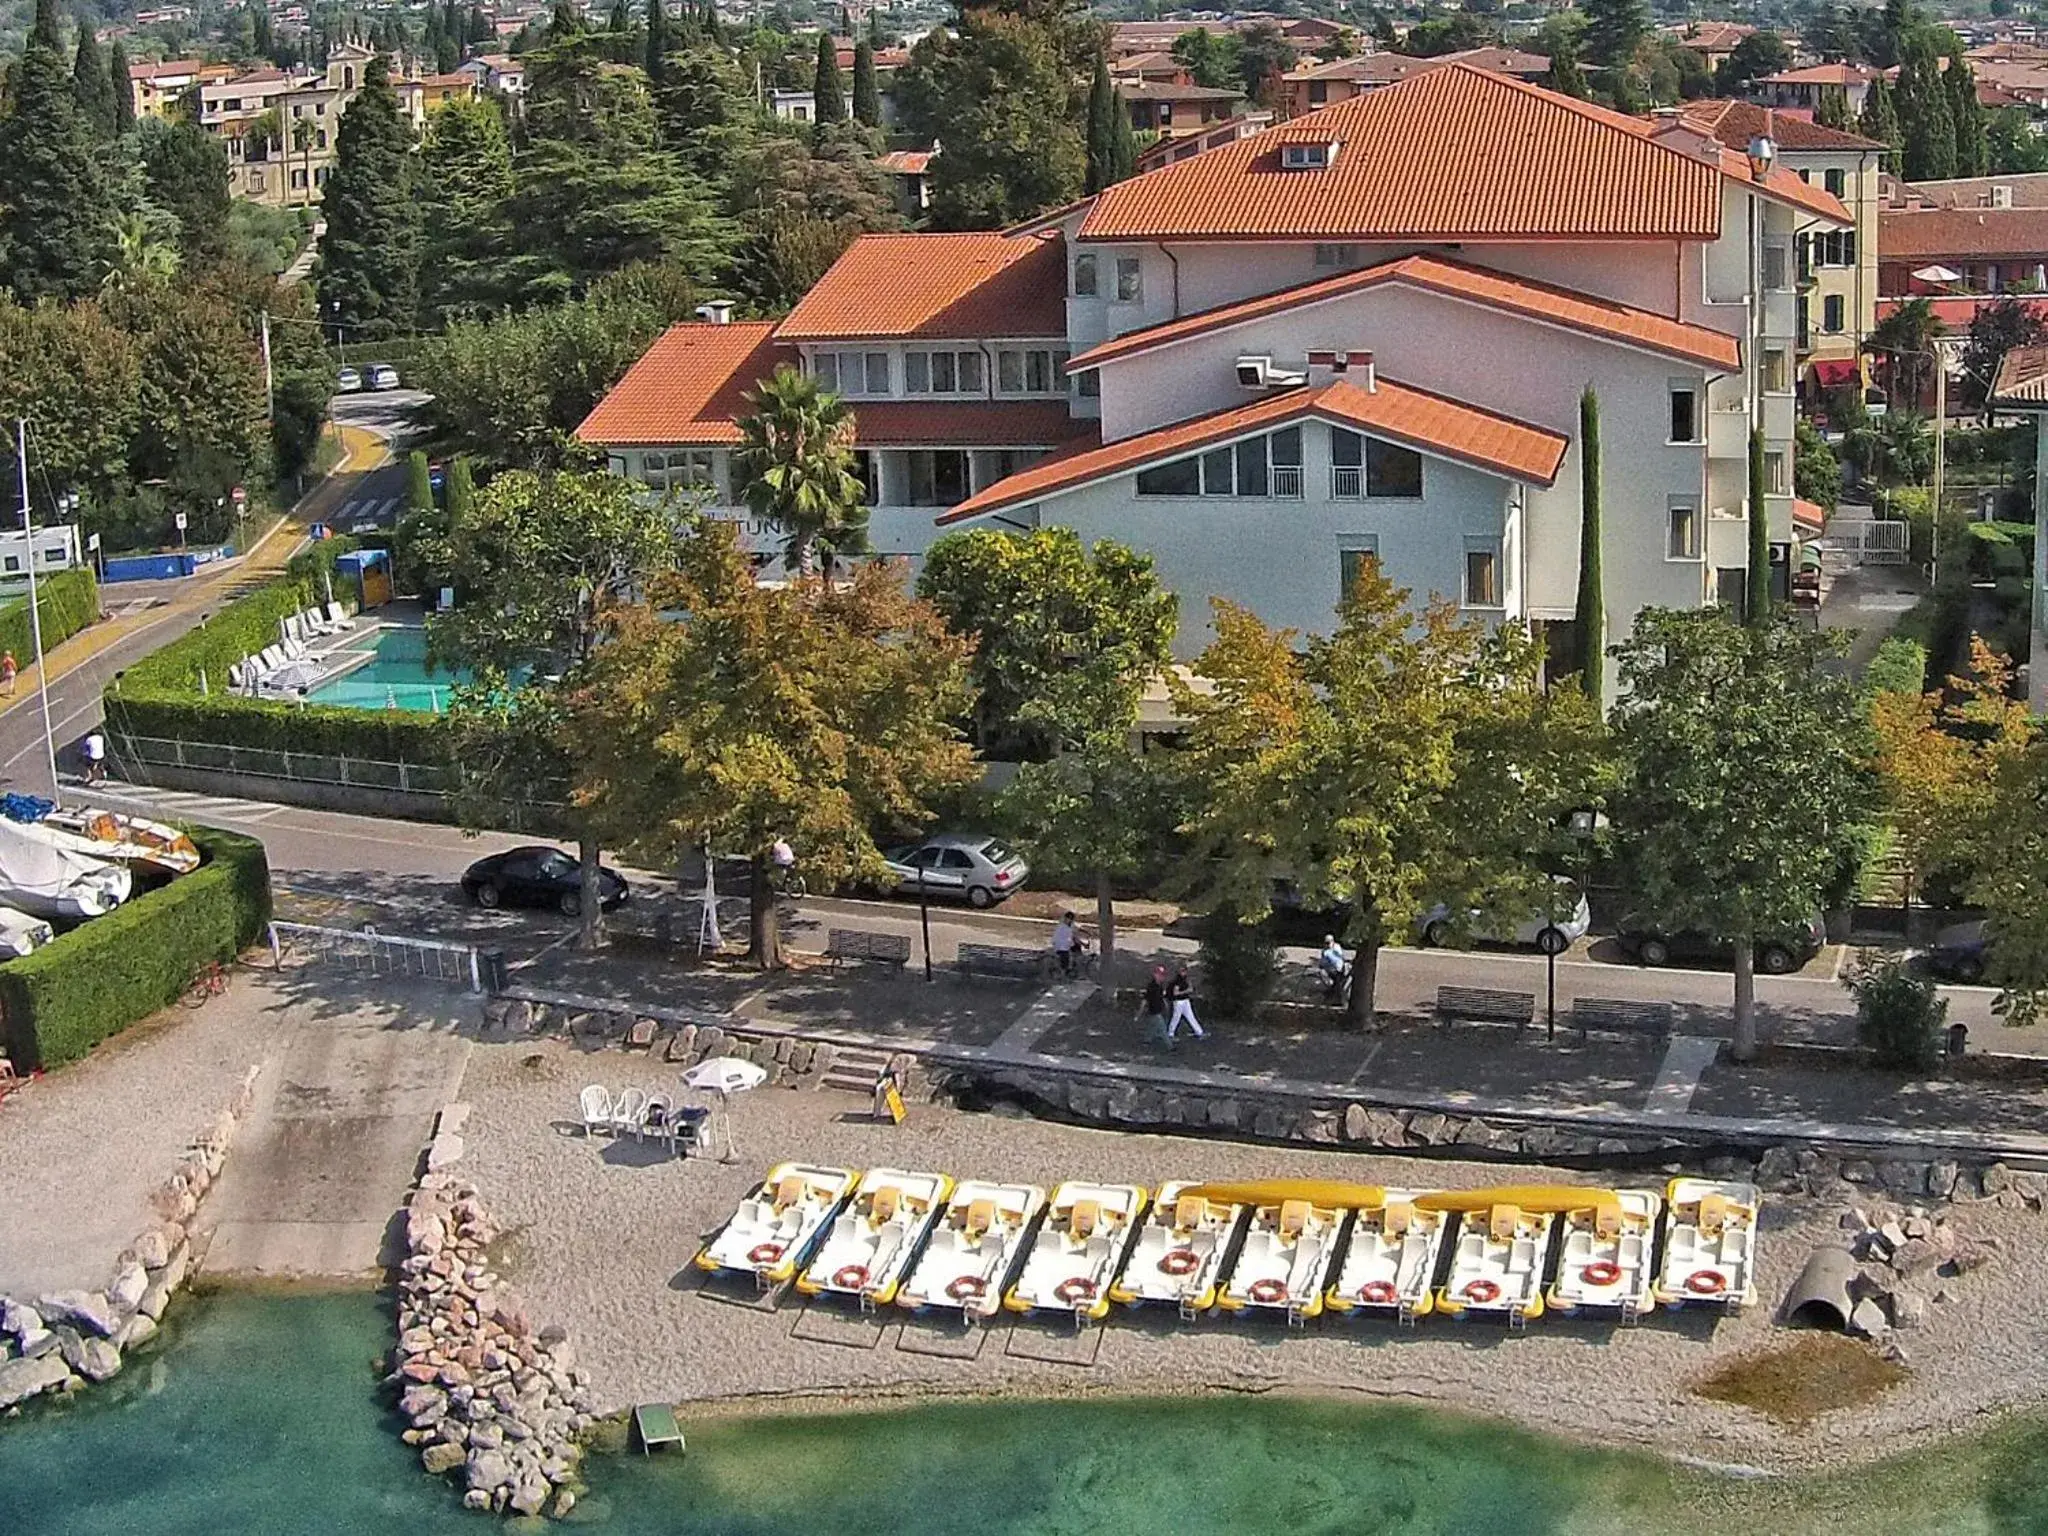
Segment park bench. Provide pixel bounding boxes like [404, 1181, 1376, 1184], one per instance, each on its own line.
[1570, 997, 1673, 1044]
[1435, 985, 1536, 1029]
[955, 942, 1045, 983]
[824, 928, 912, 971]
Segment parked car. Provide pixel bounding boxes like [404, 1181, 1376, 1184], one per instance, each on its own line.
[874, 834, 1028, 908]
[1615, 913, 1825, 975]
[367, 362, 400, 390]
[1417, 877, 1591, 952]
[461, 846, 628, 917]
[335, 366, 362, 392]
[1925, 920, 1991, 984]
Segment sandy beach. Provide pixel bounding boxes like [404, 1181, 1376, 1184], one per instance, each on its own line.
[456, 1036, 2048, 1475]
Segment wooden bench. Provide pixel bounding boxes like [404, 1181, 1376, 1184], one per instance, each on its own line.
[824, 929, 912, 971]
[1570, 997, 1673, 1043]
[1435, 985, 1536, 1029]
[955, 942, 1045, 983]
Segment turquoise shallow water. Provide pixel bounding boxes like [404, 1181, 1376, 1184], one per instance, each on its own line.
[305, 628, 470, 712]
[4, 1290, 2047, 1535]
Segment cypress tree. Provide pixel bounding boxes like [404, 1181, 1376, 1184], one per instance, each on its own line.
[1947, 52, 1988, 177]
[447, 454, 477, 523]
[315, 55, 420, 336]
[0, 0, 116, 302]
[1896, 39, 1955, 181]
[852, 36, 881, 127]
[1548, 39, 1588, 100]
[1576, 386, 1604, 702]
[645, 0, 670, 84]
[1747, 426, 1772, 627]
[405, 450, 434, 514]
[108, 38, 135, 132]
[1084, 47, 1134, 193]
[548, 0, 581, 39]
[1858, 76, 1902, 169]
[1814, 85, 1852, 131]
[72, 22, 119, 138]
[868, 6, 885, 46]
[812, 30, 844, 127]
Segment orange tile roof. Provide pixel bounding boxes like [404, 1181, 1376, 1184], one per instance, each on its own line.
[776, 232, 1068, 341]
[937, 376, 1567, 525]
[1067, 252, 1741, 374]
[1881, 206, 2048, 260]
[848, 402, 1093, 448]
[576, 322, 794, 446]
[1081, 65, 1731, 243]
[1674, 99, 1884, 154]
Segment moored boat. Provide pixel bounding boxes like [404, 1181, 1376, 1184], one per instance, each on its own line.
[795, 1168, 951, 1307]
[1547, 1189, 1662, 1318]
[896, 1179, 1046, 1320]
[1107, 1180, 1244, 1312]
[1217, 1195, 1344, 1321]
[1004, 1181, 1147, 1321]
[0, 903, 53, 957]
[1423, 1188, 1559, 1324]
[0, 816, 130, 919]
[43, 807, 201, 878]
[693, 1163, 859, 1285]
[1653, 1178, 1760, 1310]
[1324, 1189, 1447, 1321]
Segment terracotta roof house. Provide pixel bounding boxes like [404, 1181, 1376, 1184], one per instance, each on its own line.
[1663, 21, 1755, 69]
[581, 64, 1847, 684]
[1756, 62, 1879, 114]
[1116, 79, 1246, 137]
[1278, 47, 1549, 118]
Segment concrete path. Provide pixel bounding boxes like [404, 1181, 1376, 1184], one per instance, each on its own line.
[1641, 1035, 1723, 1117]
[199, 975, 473, 1279]
[989, 980, 1094, 1057]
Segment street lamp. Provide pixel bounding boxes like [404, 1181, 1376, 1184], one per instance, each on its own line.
[1542, 807, 1602, 1042]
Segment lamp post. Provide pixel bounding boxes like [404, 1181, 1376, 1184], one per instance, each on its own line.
[1543, 807, 1602, 1042]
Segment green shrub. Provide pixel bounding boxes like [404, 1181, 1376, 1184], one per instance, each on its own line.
[0, 826, 272, 1071]
[1196, 904, 1279, 1020]
[120, 577, 315, 695]
[1847, 956, 1948, 1073]
[0, 568, 100, 668]
[1863, 636, 1928, 698]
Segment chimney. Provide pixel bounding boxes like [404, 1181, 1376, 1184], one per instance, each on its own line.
[695, 300, 735, 325]
[1353, 349, 1376, 392]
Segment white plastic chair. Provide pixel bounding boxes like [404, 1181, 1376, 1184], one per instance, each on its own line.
[612, 1086, 649, 1137]
[579, 1084, 613, 1137]
[641, 1092, 674, 1146]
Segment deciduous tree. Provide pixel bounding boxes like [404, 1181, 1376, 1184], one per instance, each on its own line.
[1748, 426, 1772, 626]
[140, 116, 232, 267]
[1968, 728, 2048, 1025]
[1609, 610, 1878, 1061]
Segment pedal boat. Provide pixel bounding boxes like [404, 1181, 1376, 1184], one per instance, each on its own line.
[1324, 1189, 1447, 1320]
[1004, 1181, 1147, 1321]
[1422, 1188, 1559, 1323]
[1107, 1180, 1244, 1312]
[1652, 1178, 1760, 1310]
[896, 1179, 1046, 1321]
[796, 1168, 951, 1307]
[693, 1163, 858, 1285]
[1216, 1194, 1342, 1320]
[1545, 1188, 1662, 1317]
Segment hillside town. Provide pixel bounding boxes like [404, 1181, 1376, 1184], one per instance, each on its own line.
[0, 0, 2046, 1528]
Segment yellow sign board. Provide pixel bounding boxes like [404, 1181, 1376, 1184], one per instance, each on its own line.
[882, 1082, 907, 1125]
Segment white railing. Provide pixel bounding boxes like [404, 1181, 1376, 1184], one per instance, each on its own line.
[1330, 465, 1362, 499]
[1271, 465, 1303, 499]
[268, 921, 487, 992]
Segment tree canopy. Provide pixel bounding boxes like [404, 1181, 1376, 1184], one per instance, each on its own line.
[315, 54, 421, 336]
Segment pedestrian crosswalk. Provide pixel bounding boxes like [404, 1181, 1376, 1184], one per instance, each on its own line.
[86, 778, 291, 824]
[329, 496, 400, 533]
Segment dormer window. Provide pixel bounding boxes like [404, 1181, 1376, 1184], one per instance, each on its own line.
[1281, 140, 1338, 170]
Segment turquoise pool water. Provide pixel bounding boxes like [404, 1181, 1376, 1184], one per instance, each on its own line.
[2, 1289, 2043, 1535]
[304, 628, 470, 712]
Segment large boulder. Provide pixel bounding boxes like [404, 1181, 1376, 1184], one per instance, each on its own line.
[0, 1353, 69, 1408]
[108, 1265, 148, 1313]
[114, 1314, 158, 1352]
[133, 1230, 172, 1271]
[422, 1442, 467, 1476]
[37, 1291, 120, 1338]
[58, 1332, 121, 1382]
[466, 1448, 513, 1492]
[0, 1299, 41, 1341]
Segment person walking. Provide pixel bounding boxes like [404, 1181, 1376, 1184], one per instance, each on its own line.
[1052, 911, 1080, 978]
[1137, 965, 1169, 1041]
[82, 730, 106, 785]
[1165, 962, 1206, 1042]
[1, 651, 16, 697]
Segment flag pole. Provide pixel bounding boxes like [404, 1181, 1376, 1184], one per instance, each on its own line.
[16, 422, 60, 806]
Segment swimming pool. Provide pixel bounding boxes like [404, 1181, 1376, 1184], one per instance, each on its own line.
[302, 627, 471, 712]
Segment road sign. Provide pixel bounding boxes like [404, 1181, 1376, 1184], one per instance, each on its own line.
[231, 484, 247, 505]
[173, 512, 187, 530]
[882, 1082, 907, 1125]
[1536, 926, 1570, 957]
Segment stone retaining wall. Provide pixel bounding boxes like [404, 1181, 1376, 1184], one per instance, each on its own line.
[0, 1063, 260, 1414]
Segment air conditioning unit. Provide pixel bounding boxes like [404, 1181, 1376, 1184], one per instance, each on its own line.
[1235, 355, 1307, 389]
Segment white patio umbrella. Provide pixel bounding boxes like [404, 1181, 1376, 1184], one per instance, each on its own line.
[1912, 264, 1964, 285]
[683, 1056, 767, 1160]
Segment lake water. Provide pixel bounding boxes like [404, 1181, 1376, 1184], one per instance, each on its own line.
[3, 1289, 2042, 1535]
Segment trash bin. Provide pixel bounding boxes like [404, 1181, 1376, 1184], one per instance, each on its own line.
[1948, 1022, 1969, 1058]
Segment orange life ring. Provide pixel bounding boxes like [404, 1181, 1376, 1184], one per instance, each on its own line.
[1581, 1261, 1623, 1288]
[1247, 1277, 1289, 1305]
[1054, 1276, 1098, 1306]
[1462, 1278, 1502, 1304]
[1159, 1247, 1201, 1276]
[1686, 1268, 1728, 1296]
[946, 1274, 988, 1302]
[832, 1264, 870, 1291]
[748, 1242, 784, 1267]
[1358, 1279, 1399, 1305]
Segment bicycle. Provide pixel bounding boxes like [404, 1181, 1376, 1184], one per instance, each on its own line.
[181, 960, 229, 1008]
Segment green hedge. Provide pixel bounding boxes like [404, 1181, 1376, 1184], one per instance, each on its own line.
[0, 567, 100, 668]
[0, 826, 272, 1071]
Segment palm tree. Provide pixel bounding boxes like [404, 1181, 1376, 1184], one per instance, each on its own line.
[1866, 296, 1946, 410]
[292, 118, 316, 207]
[101, 212, 180, 293]
[732, 364, 870, 578]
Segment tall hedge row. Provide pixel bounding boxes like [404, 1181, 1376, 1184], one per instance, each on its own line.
[0, 826, 272, 1071]
[0, 567, 100, 667]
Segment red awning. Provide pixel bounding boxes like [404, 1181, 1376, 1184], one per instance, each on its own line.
[1811, 358, 1859, 387]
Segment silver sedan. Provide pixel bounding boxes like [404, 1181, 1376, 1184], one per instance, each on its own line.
[876, 834, 1029, 908]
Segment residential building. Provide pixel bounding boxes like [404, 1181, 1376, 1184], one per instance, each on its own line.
[1109, 51, 1191, 87]
[1755, 63, 1877, 114]
[1879, 204, 2048, 295]
[769, 89, 819, 124]
[877, 147, 935, 218]
[457, 53, 527, 96]
[581, 65, 1847, 690]
[1134, 113, 1274, 174]
[126, 58, 236, 120]
[1662, 22, 1755, 72]
[1119, 79, 1244, 137]
[1670, 100, 1883, 395]
[1278, 48, 1549, 118]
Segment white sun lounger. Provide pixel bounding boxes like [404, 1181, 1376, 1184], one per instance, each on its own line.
[325, 602, 357, 631]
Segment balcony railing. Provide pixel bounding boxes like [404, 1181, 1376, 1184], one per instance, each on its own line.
[1330, 465, 1362, 499]
[1272, 464, 1303, 499]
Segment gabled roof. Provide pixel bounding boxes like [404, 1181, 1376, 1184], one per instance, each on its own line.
[936, 376, 1567, 525]
[1881, 206, 2048, 260]
[1079, 64, 1815, 243]
[1674, 99, 1884, 154]
[776, 232, 1068, 341]
[1117, 80, 1244, 102]
[1285, 48, 1550, 84]
[1066, 252, 1742, 374]
[576, 322, 793, 447]
[1992, 342, 2048, 403]
[1763, 63, 1878, 86]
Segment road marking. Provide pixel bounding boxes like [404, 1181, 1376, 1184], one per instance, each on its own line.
[1345, 1037, 1386, 1084]
[1642, 1035, 1721, 1117]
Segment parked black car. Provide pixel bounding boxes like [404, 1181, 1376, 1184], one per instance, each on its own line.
[1925, 920, 1991, 984]
[461, 846, 628, 916]
[1615, 913, 1826, 975]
